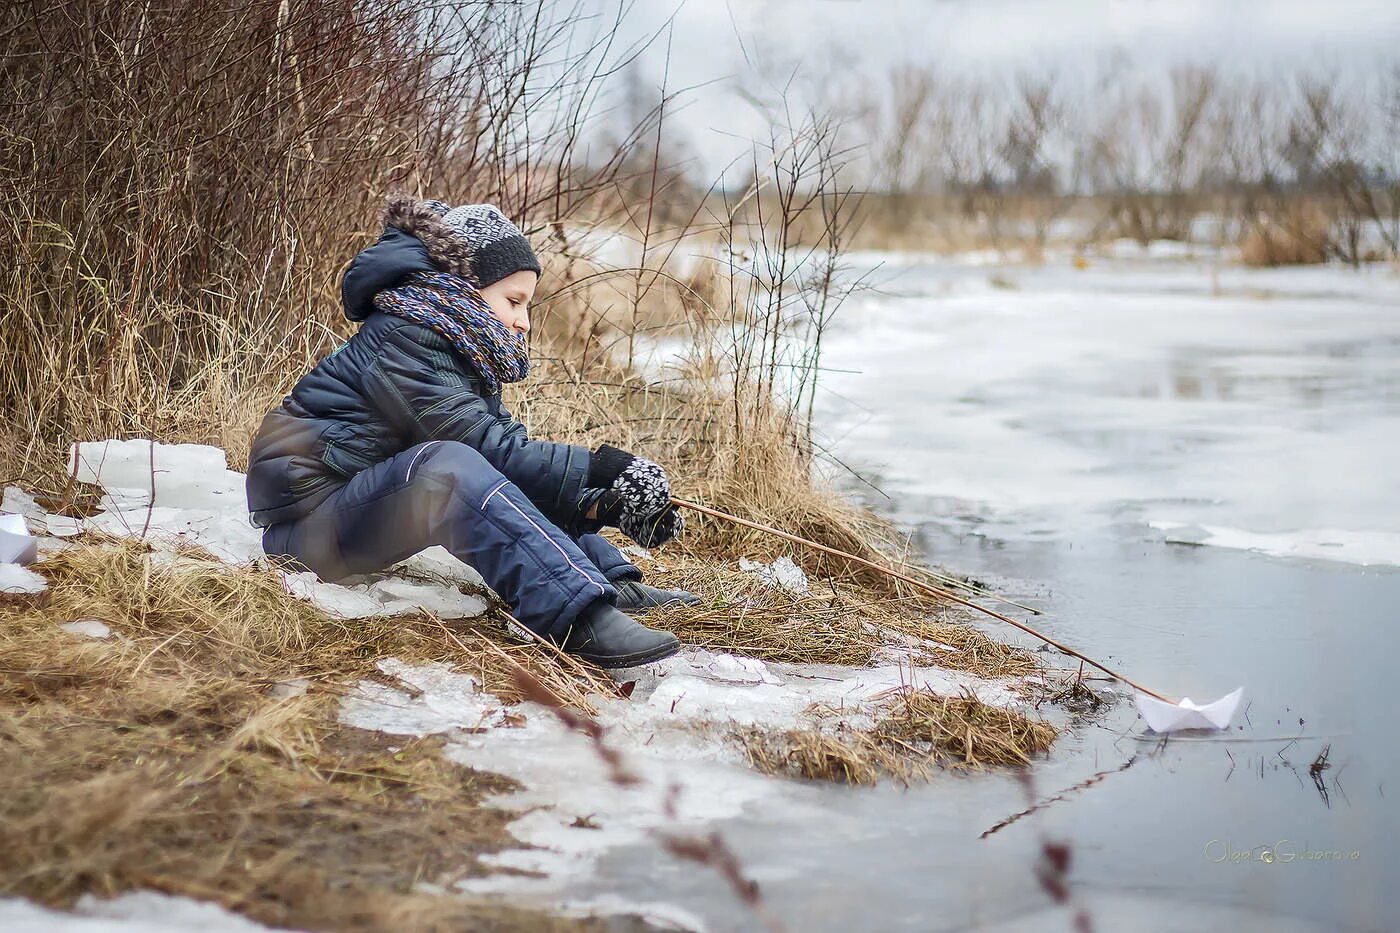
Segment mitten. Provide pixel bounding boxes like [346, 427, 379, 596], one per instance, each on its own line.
[587, 443, 637, 488]
[622, 503, 683, 549]
[609, 455, 671, 517]
[592, 456, 684, 548]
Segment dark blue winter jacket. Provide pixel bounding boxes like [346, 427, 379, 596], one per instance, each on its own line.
[245, 208, 596, 535]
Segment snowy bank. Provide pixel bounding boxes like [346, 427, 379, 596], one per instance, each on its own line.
[3, 438, 1048, 928]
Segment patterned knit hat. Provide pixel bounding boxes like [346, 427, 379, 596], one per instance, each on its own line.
[440, 204, 542, 288]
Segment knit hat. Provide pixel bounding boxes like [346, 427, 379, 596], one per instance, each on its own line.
[440, 204, 542, 288]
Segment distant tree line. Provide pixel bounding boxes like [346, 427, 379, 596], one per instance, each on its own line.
[838, 60, 1400, 263]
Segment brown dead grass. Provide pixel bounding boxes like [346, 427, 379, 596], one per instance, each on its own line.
[608, 545, 1039, 679]
[0, 537, 613, 930]
[1239, 205, 1331, 267]
[739, 687, 1058, 787]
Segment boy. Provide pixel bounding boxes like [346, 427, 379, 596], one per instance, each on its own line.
[246, 195, 696, 667]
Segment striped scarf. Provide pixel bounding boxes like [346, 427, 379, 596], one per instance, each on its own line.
[372, 270, 529, 395]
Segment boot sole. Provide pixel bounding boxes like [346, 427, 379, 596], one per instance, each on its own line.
[574, 637, 681, 669]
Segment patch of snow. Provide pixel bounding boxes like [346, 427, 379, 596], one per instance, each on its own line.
[2, 486, 44, 520]
[42, 515, 83, 537]
[268, 677, 311, 699]
[85, 506, 263, 565]
[277, 570, 490, 620]
[60, 618, 112, 639]
[0, 892, 293, 931]
[559, 895, 707, 932]
[0, 563, 46, 594]
[41, 440, 494, 622]
[338, 647, 1028, 905]
[737, 555, 809, 595]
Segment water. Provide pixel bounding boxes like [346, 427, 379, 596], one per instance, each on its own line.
[591, 252, 1400, 931]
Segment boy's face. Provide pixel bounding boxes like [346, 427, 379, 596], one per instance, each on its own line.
[478, 270, 538, 336]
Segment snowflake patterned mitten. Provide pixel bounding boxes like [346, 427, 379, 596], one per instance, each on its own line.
[598, 454, 684, 548]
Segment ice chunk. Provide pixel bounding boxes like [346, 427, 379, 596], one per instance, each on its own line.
[738, 555, 810, 595]
[364, 577, 489, 619]
[0, 562, 46, 594]
[0, 512, 38, 564]
[1, 486, 44, 520]
[391, 546, 487, 587]
[280, 571, 385, 618]
[69, 439, 244, 512]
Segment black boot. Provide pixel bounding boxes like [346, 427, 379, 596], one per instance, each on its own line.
[613, 579, 703, 611]
[560, 598, 681, 668]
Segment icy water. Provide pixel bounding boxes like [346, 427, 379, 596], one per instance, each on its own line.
[589, 252, 1400, 931]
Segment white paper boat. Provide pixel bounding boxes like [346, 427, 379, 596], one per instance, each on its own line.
[1134, 686, 1244, 733]
[0, 512, 37, 565]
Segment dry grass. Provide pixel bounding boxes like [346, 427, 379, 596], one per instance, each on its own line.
[1240, 205, 1331, 267]
[739, 687, 1059, 787]
[0, 537, 620, 930]
[610, 546, 1039, 679]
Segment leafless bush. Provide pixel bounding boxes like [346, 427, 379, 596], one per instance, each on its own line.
[0, 0, 666, 471]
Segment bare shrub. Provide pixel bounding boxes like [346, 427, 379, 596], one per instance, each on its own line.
[1239, 204, 1331, 266]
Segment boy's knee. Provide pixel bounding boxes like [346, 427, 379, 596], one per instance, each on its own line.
[409, 440, 503, 500]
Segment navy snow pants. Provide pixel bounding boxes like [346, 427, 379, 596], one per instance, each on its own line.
[259, 440, 642, 638]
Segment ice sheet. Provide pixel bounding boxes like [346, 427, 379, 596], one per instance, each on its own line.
[1151, 521, 1400, 568]
[339, 649, 1027, 901]
[803, 255, 1400, 565]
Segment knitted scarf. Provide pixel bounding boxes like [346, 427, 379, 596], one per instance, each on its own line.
[372, 271, 528, 395]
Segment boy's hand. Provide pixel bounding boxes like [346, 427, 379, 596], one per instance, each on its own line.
[582, 456, 683, 547]
[624, 503, 683, 548]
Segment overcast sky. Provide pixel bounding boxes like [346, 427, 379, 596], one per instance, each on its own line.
[588, 0, 1400, 182]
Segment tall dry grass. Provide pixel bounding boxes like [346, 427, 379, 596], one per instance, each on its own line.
[2, 0, 931, 599]
[0, 0, 671, 473]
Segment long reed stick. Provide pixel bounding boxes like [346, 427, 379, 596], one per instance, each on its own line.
[670, 496, 1172, 703]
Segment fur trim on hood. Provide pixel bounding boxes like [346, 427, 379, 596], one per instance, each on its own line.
[382, 194, 474, 277]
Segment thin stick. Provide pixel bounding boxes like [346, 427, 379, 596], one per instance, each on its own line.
[670, 496, 1173, 703]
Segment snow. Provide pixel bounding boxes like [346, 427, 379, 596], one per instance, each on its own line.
[737, 555, 810, 595]
[0, 562, 46, 594]
[59, 618, 113, 639]
[9, 441, 495, 621]
[338, 648, 1025, 902]
[0, 892, 292, 932]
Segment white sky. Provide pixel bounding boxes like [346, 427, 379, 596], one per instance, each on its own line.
[588, 0, 1400, 182]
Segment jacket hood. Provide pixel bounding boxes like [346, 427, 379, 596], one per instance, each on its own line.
[339, 195, 476, 322]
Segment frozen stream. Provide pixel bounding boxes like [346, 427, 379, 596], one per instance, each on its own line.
[583, 250, 1400, 931]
